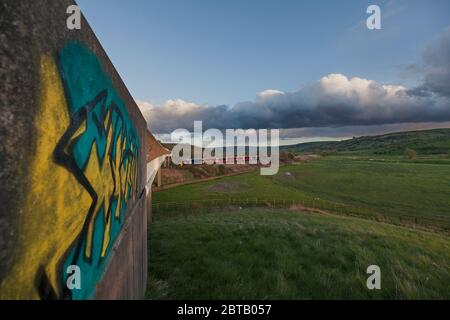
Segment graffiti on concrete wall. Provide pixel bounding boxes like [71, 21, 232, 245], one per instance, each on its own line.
[0, 42, 140, 299]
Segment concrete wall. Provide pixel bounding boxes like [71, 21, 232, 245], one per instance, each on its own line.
[0, 0, 148, 299]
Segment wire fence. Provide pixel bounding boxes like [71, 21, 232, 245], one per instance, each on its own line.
[152, 197, 450, 233]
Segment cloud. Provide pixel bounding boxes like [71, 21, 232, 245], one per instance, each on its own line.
[408, 27, 450, 98]
[256, 89, 285, 100]
[279, 122, 450, 140]
[137, 28, 450, 134]
[136, 99, 232, 133]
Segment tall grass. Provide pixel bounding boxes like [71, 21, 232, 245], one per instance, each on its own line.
[147, 207, 450, 299]
[153, 157, 450, 232]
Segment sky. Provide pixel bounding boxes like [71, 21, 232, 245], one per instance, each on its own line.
[77, 0, 450, 142]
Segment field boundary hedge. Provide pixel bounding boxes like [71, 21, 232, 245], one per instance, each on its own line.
[152, 197, 450, 234]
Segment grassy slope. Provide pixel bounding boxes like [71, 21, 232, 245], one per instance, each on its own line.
[147, 208, 450, 299]
[283, 128, 450, 155]
[149, 129, 450, 299]
[153, 158, 450, 231]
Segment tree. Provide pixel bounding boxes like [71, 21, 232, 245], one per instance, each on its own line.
[405, 148, 417, 159]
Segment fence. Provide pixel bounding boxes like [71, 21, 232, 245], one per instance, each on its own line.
[152, 197, 450, 234]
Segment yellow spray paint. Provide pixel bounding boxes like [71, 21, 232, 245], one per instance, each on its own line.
[0, 55, 91, 299]
[0, 42, 141, 299]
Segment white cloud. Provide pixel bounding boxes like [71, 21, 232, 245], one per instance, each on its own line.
[137, 28, 450, 134]
[137, 71, 449, 133]
[257, 89, 285, 100]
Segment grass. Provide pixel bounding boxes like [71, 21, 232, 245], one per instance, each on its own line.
[148, 131, 450, 299]
[146, 207, 450, 299]
[153, 156, 450, 231]
[282, 128, 450, 155]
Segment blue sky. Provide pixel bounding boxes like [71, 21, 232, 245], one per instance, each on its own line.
[77, 0, 450, 139]
[77, 0, 449, 105]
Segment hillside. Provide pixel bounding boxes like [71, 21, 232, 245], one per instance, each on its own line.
[153, 159, 450, 232]
[147, 207, 450, 299]
[282, 128, 450, 155]
[150, 130, 450, 300]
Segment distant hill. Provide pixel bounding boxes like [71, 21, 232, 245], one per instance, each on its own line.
[161, 143, 259, 157]
[161, 128, 450, 156]
[282, 128, 450, 155]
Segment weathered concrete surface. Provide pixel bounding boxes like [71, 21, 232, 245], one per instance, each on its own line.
[95, 198, 148, 299]
[0, 0, 152, 299]
[146, 191, 154, 224]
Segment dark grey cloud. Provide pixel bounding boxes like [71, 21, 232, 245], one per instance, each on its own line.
[408, 27, 450, 98]
[280, 122, 450, 140]
[138, 28, 450, 134]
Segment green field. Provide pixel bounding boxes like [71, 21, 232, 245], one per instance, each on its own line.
[147, 207, 450, 299]
[153, 157, 450, 231]
[149, 130, 450, 299]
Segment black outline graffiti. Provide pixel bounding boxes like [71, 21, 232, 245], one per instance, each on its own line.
[35, 87, 139, 299]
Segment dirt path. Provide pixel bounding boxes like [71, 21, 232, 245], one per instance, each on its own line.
[152, 167, 260, 192]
